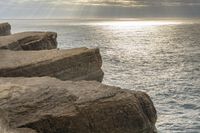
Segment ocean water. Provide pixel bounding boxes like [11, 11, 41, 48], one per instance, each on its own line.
[2, 19, 200, 132]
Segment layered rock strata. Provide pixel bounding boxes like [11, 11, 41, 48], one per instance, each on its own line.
[0, 77, 157, 133]
[0, 32, 57, 50]
[0, 48, 104, 82]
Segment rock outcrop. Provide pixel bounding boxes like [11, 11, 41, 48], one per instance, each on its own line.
[0, 32, 57, 50]
[0, 23, 157, 133]
[0, 77, 157, 133]
[0, 48, 104, 82]
[0, 23, 11, 36]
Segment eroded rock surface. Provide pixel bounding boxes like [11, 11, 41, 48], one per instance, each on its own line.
[0, 48, 104, 82]
[0, 32, 57, 50]
[0, 77, 157, 133]
[0, 23, 11, 36]
[0, 109, 37, 133]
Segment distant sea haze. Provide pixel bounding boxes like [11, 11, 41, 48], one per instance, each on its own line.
[3, 19, 200, 132]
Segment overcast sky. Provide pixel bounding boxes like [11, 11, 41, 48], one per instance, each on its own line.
[0, 0, 200, 19]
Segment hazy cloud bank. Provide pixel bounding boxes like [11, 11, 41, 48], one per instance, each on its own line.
[0, 0, 200, 19]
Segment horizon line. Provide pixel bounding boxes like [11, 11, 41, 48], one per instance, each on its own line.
[1, 17, 200, 21]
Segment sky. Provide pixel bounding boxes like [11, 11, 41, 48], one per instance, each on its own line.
[0, 0, 200, 19]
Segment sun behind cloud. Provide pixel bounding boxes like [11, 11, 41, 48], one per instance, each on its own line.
[0, 0, 200, 19]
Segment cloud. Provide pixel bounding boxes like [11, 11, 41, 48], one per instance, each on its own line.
[2, 0, 200, 7]
[0, 0, 200, 18]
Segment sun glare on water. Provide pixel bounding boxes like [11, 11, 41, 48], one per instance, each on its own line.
[95, 21, 182, 29]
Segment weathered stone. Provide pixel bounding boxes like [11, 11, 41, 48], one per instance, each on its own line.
[0, 32, 57, 50]
[0, 77, 157, 133]
[0, 48, 104, 82]
[0, 125, 37, 133]
[0, 23, 11, 36]
[0, 109, 37, 133]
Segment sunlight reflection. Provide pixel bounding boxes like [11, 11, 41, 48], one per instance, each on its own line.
[90, 20, 183, 65]
[95, 21, 182, 29]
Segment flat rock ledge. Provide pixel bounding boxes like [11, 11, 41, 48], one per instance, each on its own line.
[0, 32, 57, 50]
[0, 23, 11, 36]
[0, 77, 157, 133]
[0, 47, 104, 82]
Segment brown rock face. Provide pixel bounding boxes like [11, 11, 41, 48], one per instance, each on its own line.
[0, 109, 37, 133]
[0, 23, 11, 36]
[0, 77, 157, 133]
[0, 48, 104, 82]
[0, 32, 57, 50]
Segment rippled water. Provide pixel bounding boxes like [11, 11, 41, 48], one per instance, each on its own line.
[2, 19, 200, 132]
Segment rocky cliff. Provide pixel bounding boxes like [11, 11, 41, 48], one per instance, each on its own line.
[0, 32, 57, 50]
[0, 77, 157, 133]
[0, 23, 11, 36]
[0, 22, 157, 133]
[0, 48, 104, 82]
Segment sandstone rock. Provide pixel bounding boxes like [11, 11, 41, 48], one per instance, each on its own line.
[0, 23, 11, 36]
[0, 32, 57, 50]
[0, 77, 157, 133]
[0, 126, 37, 133]
[0, 48, 104, 82]
[0, 109, 37, 133]
[12, 128, 38, 133]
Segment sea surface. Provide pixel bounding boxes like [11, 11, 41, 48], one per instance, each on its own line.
[1, 19, 200, 132]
